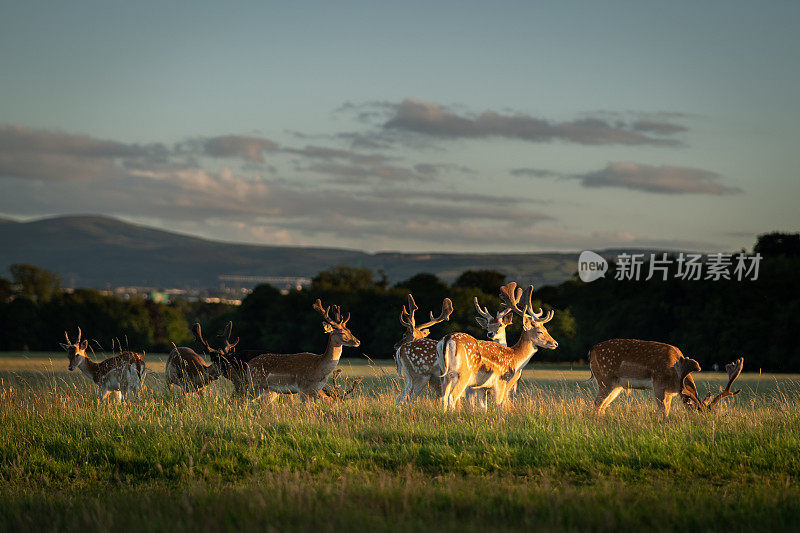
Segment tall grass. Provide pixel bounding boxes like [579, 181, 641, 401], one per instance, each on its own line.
[2, 356, 800, 531]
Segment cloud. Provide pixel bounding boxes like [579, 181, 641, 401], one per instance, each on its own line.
[632, 120, 688, 134]
[365, 99, 686, 146]
[578, 162, 740, 195]
[201, 135, 279, 162]
[510, 168, 565, 179]
[511, 162, 739, 195]
[0, 124, 168, 182]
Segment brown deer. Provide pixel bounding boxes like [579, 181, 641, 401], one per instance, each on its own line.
[244, 299, 361, 401]
[320, 368, 364, 402]
[394, 294, 453, 405]
[165, 323, 235, 397]
[439, 283, 558, 412]
[60, 328, 146, 402]
[675, 356, 744, 411]
[472, 296, 516, 407]
[588, 338, 743, 416]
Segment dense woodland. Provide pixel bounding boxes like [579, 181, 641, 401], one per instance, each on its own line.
[0, 232, 798, 372]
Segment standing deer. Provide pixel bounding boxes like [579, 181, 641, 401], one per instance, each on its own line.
[439, 283, 558, 412]
[472, 296, 515, 408]
[165, 323, 235, 397]
[588, 338, 744, 416]
[244, 299, 361, 401]
[394, 295, 453, 405]
[60, 328, 146, 402]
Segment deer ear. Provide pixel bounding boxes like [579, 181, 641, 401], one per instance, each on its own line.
[475, 317, 488, 328]
[59, 343, 70, 351]
[501, 313, 514, 326]
[322, 322, 334, 333]
[79, 340, 88, 351]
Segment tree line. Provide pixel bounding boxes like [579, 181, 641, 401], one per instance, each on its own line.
[1, 232, 798, 372]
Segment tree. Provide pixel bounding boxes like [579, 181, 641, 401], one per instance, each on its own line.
[311, 265, 381, 291]
[453, 270, 507, 295]
[9, 264, 61, 302]
[0, 277, 11, 302]
[754, 232, 800, 257]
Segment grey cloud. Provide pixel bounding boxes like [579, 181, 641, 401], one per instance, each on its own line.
[578, 162, 740, 195]
[510, 168, 565, 179]
[201, 135, 279, 162]
[376, 99, 685, 146]
[632, 120, 688, 134]
[0, 124, 168, 182]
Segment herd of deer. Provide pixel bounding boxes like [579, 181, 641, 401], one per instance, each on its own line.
[60, 282, 745, 416]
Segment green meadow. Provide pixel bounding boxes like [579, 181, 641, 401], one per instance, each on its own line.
[2, 352, 800, 532]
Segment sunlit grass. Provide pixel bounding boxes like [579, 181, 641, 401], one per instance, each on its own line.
[2, 353, 800, 531]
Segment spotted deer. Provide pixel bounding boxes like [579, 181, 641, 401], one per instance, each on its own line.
[394, 294, 453, 405]
[588, 338, 744, 416]
[439, 283, 558, 412]
[244, 299, 361, 401]
[675, 356, 744, 411]
[471, 296, 515, 408]
[165, 323, 235, 397]
[60, 328, 146, 402]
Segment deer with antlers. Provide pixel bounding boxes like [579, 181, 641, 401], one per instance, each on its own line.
[60, 328, 146, 402]
[394, 294, 453, 405]
[589, 338, 744, 416]
[242, 299, 361, 401]
[439, 282, 558, 412]
[472, 297, 516, 408]
[165, 323, 237, 397]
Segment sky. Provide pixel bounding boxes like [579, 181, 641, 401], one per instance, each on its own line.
[0, 1, 798, 253]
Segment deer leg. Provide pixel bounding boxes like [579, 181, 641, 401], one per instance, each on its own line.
[594, 384, 623, 416]
[506, 370, 524, 399]
[396, 364, 414, 405]
[409, 376, 429, 402]
[448, 372, 472, 411]
[442, 372, 457, 411]
[428, 374, 442, 397]
[654, 386, 674, 417]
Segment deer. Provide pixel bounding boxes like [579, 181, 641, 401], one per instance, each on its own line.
[472, 296, 516, 408]
[242, 299, 361, 401]
[588, 337, 744, 416]
[394, 294, 454, 405]
[439, 282, 558, 412]
[676, 356, 744, 411]
[319, 368, 364, 402]
[60, 327, 146, 402]
[165, 323, 236, 397]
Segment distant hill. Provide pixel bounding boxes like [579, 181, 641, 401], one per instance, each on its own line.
[0, 215, 614, 289]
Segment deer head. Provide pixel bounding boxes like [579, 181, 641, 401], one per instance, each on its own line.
[313, 299, 360, 347]
[61, 327, 89, 371]
[321, 368, 364, 401]
[192, 322, 239, 368]
[474, 297, 514, 344]
[394, 294, 453, 349]
[674, 356, 744, 411]
[498, 282, 558, 349]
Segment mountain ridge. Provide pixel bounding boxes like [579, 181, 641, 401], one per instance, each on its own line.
[0, 214, 658, 288]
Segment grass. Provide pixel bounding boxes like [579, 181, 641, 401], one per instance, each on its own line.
[2, 352, 800, 531]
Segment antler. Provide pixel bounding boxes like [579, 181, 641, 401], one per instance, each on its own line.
[474, 297, 493, 322]
[706, 358, 744, 409]
[499, 282, 553, 324]
[64, 327, 82, 346]
[191, 323, 214, 353]
[399, 294, 419, 329]
[313, 299, 349, 327]
[218, 321, 240, 348]
[673, 356, 703, 407]
[415, 298, 454, 330]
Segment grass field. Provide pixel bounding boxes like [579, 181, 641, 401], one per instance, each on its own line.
[2, 351, 800, 532]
